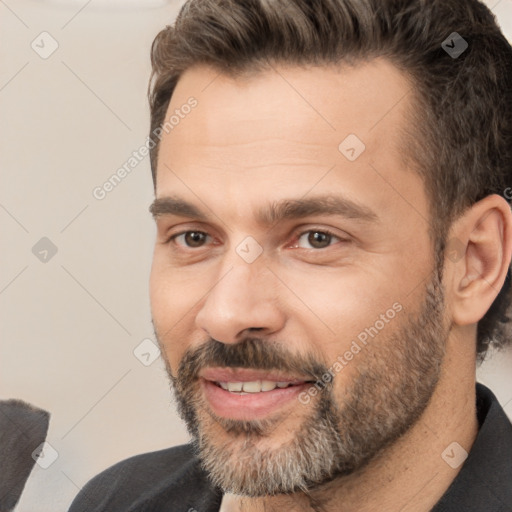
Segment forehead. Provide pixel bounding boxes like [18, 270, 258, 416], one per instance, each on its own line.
[155, 60, 426, 227]
[160, 59, 413, 160]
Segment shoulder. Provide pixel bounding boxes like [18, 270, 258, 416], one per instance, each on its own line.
[68, 443, 222, 512]
[432, 383, 512, 511]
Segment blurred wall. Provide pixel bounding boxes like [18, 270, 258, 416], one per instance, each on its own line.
[0, 0, 511, 510]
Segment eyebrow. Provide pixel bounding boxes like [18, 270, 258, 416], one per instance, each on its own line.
[149, 194, 379, 225]
[258, 195, 378, 225]
[150, 196, 207, 220]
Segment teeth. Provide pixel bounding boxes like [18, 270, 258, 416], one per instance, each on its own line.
[261, 380, 277, 391]
[217, 380, 297, 393]
[242, 381, 261, 393]
[226, 382, 243, 392]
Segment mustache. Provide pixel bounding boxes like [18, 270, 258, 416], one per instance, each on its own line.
[172, 337, 330, 391]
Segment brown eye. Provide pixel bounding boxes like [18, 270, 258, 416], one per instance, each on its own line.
[175, 231, 209, 248]
[297, 230, 339, 249]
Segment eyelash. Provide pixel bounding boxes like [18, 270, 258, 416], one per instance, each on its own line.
[295, 228, 344, 248]
[165, 228, 344, 250]
[166, 231, 213, 247]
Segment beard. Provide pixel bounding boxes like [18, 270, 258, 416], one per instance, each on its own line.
[156, 268, 447, 497]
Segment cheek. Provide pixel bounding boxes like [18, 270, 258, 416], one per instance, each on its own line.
[283, 265, 408, 358]
[149, 249, 204, 319]
[292, 277, 410, 398]
[149, 257, 202, 368]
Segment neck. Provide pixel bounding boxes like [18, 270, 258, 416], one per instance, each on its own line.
[223, 344, 478, 512]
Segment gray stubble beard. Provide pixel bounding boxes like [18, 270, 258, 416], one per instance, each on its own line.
[161, 270, 447, 497]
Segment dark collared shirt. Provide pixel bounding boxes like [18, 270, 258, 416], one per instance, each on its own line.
[431, 383, 512, 511]
[68, 383, 512, 512]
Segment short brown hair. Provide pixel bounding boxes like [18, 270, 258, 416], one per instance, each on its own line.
[148, 0, 512, 361]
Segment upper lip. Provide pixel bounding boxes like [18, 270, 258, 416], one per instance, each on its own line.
[199, 367, 313, 383]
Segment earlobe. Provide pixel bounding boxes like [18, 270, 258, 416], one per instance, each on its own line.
[448, 194, 512, 327]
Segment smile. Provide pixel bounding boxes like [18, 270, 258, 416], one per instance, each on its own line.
[215, 380, 305, 393]
[198, 368, 315, 420]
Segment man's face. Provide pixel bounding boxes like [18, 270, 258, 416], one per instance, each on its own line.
[150, 61, 448, 495]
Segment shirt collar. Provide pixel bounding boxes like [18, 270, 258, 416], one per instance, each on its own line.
[431, 383, 512, 511]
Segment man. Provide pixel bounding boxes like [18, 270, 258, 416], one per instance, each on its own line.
[68, 0, 512, 510]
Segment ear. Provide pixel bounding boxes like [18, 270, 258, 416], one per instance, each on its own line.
[445, 194, 512, 326]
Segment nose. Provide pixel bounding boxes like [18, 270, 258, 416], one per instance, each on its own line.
[195, 261, 286, 344]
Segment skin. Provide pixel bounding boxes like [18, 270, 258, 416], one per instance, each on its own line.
[149, 60, 512, 511]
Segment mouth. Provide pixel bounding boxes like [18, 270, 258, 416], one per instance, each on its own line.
[199, 367, 315, 420]
[214, 379, 308, 393]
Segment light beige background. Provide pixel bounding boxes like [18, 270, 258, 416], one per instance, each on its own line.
[1, 0, 511, 510]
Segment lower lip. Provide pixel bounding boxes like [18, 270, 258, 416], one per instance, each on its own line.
[201, 379, 310, 420]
